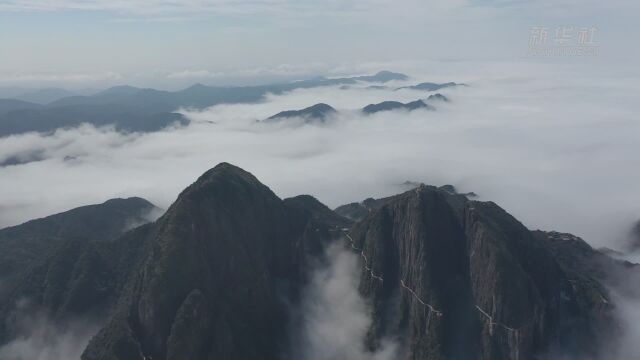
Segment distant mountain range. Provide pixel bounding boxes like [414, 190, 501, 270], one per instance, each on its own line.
[0, 87, 97, 104]
[265, 93, 449, 123]
[13, 88, 79, 104]
[0, 162, 635, 359]
[0, 71, 467, 137]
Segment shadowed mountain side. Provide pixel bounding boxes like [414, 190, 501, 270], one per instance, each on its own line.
[81, 163, 345, 360]
[0, 197, 159, 284]
[0, 198, 160, 345]
[345, 185, 616, 359]
[0, 163, 627, 360]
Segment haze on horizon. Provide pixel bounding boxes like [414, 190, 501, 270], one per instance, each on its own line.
[0, 0, 639, 90]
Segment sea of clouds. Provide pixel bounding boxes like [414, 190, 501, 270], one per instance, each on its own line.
[0, 60, 639, 359]
[0, 60, 639, 250]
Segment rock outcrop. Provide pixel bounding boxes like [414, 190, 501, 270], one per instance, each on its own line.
[345, 185, 616, 359]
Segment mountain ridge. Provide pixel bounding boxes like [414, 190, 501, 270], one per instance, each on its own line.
[0, 71, 414, 137]
[0, 163, 631, 360]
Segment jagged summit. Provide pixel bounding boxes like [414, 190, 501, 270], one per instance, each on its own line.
[346, 184, 616, 359]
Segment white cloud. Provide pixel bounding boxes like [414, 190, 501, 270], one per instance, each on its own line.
[0, 60, 639, 359]
[0, 60, 639, 250]
[290, 242, 399, 360]
[0, 300, 100, 360]
[165, 63, 331, 82]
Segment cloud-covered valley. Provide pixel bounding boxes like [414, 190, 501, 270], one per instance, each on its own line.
[1, 61, 639, 251]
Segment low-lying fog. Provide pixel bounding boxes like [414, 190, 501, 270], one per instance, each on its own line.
[1, 61, 639, 250]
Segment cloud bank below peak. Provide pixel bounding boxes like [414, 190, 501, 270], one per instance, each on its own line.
[0, 62, 638, 252]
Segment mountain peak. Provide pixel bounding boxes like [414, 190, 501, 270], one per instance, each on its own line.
[266, 103, 337, 123]
[193, 162, 261, 187]
[172, 162, 275, 212]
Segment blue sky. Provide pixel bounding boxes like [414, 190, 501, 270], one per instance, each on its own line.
[0, 0, 637, 89]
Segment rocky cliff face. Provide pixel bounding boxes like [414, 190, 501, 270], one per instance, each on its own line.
[345, 185, 616, 360]
[0, 163, 631, 360]
[82, 163, 345, 360]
